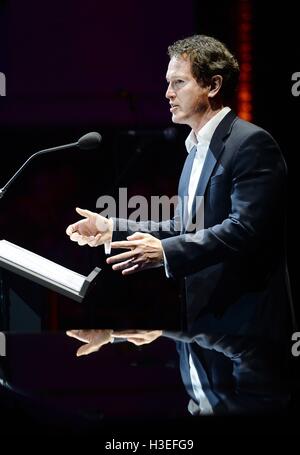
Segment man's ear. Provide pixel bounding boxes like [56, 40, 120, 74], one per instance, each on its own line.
[208, 75, 223, 98]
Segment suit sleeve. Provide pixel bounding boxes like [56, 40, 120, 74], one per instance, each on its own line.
[161, 130, 287, 278]
[111, 201, 182, 241]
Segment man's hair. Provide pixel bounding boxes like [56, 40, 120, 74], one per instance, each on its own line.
[168, 35, 240, 101]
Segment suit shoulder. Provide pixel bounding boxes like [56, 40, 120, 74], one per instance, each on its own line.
[231, 117, 280, 148]
[229, 117, 287, 175]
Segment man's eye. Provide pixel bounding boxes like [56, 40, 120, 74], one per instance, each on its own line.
[174, 80, 184, 87]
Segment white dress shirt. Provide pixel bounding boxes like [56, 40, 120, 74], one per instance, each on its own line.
[183, 107, 231, 414]
[163, 107, 230, 275]
[185, 107, 231, 217]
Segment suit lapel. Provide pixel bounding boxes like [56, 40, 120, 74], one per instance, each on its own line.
[178, 145, 196, 228]
[190, 111, 237, 219]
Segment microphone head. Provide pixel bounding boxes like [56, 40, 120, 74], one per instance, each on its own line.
[77, 132, 102, 150]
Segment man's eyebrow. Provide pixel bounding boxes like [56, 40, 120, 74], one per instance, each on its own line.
[166, 75, 183, 82]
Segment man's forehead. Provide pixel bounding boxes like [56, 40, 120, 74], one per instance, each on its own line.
[166, 56, 192, 79]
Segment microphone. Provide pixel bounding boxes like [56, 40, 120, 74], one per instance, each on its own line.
[0, 132, 102, 199]
[77, 132, 102, 150]
[126, 127, 177, 141]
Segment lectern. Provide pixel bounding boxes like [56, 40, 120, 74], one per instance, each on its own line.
[0, 240, 101, 303]
[0, 239, 181, 331]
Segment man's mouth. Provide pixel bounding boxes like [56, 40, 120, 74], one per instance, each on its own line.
[170, 105, 179, 112]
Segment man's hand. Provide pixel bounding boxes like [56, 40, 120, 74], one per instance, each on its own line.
[113, 330, 162, 346]
[66, 207, 113, 250]
[66, 329, 162, 356]
[66, 329, 113, 356]
[106, 232, 164, 275]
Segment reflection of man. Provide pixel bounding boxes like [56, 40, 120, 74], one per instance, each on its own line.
[66, 35, 292, 415]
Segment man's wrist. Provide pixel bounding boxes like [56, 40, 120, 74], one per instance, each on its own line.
[108, 217, 114, 238]
[108, 330, 114, 343]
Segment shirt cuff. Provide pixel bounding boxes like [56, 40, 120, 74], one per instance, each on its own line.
[162, 249, 170, 278]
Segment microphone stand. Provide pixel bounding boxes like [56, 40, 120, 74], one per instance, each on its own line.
[0, 142, 77, 199]
[0, 142, 73, 330]
[0, 132, 102, 331]
[0, 132, 102, 395]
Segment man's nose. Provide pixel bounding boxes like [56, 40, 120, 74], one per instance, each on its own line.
[165, 83, 175, 99]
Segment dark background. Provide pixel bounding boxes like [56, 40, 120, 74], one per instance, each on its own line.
[0, 0, 299, 439]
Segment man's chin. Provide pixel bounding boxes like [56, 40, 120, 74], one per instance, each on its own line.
[171, 114, 184, 124]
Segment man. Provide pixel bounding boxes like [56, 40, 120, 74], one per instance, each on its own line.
[66, 35, 292, 414]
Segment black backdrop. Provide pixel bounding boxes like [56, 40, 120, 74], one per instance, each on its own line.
[1, 0, 300, 439]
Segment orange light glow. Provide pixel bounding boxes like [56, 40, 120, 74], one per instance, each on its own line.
[237, 0, 253, 121]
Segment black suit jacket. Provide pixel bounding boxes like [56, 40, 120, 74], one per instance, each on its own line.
[114, 111, 292, 345]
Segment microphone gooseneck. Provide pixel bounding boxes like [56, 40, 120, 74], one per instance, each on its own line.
[0, 132, 102, 199]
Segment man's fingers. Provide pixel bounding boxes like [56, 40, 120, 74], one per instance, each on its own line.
[110, 259, 140, 274]
[127, 232, 150, 240]
[99, 232, 113, 244]
[121, 264, 140, 275]
[66, 330, 79, 339]
[110, 240, 139, 250]
[66, 225, 75, 236]
[76, 339, 111, 356]
[113, 330, 143, 337]
[87, 233, 102, 247]
[78, 237, 89, 246]
[126, 338, 145, 345]
[129, 256, 145, 265]
[70, 232, 81, 241]
[67, 219, 91, 237]
[76, 344, 98, 357]
[70, 231, 107, 247]
[66, 330, 89, 343]
[70, 233, 89, 245]
[110, 258, 134, 271]
[107, 250, 137, 264]
[113, 332, 147, 339]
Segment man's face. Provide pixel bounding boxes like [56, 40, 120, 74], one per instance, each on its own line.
[165, 56, 209, 131]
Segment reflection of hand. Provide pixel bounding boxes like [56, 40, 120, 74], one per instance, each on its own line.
[66, 329, 113, 356]
[66, 207, 113, 249]
[113, 330, 162, 346]
[107, 232, 163, 275]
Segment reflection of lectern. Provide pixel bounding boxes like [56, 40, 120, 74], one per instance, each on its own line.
[0, 240, 101, 303]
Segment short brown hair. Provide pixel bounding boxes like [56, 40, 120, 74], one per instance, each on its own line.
[168, 35, 240, 102]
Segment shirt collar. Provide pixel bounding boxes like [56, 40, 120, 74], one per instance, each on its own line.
[185, 107, 231, 153]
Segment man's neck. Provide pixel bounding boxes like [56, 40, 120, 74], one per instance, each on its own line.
[192, 105, 224, 134]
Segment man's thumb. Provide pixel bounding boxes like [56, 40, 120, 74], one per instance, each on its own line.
[76, 345, 93, 357]
[76, 207, 94, 219]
